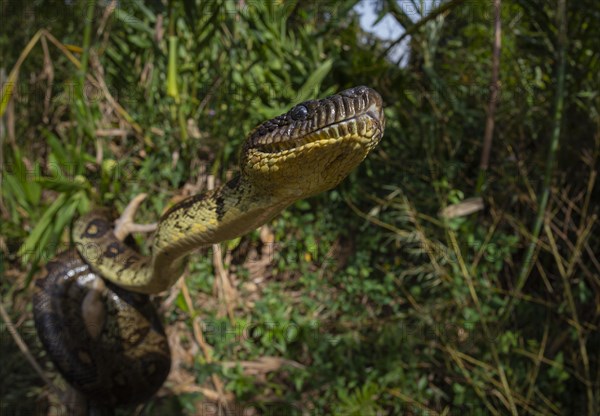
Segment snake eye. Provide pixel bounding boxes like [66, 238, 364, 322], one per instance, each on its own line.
[290, 105, 308, 120]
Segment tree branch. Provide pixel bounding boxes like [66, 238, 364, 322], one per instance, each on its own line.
[381, 0, 467, 60]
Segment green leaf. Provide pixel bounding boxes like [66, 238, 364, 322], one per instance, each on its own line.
[53, 193, 86, 238]
[295, 58, 333, 103]
[18, 193, 68, 264]
[112, 7, 154, 35]
[43, 129, 69, 167]
[36, 175, 89, 193]
[2, 174, 30, 213]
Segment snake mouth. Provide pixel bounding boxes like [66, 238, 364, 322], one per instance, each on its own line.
[254, 111, 383, 154]
[245, 86, 385, 155]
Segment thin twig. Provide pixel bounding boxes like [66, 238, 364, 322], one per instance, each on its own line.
[388, 389, 439, 415]
[0, 30, 44, 117]
[380, 0, 467, 60]
[477, 0, 502, 190]
[344, 195, 412, 238]
[180, 280, 213, 360]
[180, 280, 230, 409]
[0, 300, 64, 397]
[78, 0, 96, 84]
[39, 34, 54, 124]
[525, 321, 550, 404]
[207, 175, 237, 322]
[544, 219, 595, 415]
[447, 230, 518, 415]
[501, 0, 568, 321]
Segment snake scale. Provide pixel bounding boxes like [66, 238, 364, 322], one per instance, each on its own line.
[33, 86, 385, 406]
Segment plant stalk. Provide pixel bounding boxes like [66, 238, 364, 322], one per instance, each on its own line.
[501, 0, 567, 319]
[476, 0, 502, 192]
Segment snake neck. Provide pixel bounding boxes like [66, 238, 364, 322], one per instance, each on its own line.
[75, 176, 294, 294]
[149, 175, 292, 287]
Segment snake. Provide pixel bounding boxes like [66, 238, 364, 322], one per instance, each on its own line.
[33, 86, 385, 406]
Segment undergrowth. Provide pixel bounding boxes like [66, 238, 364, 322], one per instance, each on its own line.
[1, 1, 598, 415]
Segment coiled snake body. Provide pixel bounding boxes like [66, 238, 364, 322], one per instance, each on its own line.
[33, 86, 385, 406]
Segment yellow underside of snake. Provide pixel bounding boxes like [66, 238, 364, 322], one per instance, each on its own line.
[33, 86, 385, 406]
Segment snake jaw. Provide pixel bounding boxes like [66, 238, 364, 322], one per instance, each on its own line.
[241, 86, 385, 198]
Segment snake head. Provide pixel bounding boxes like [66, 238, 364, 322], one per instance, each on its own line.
[241, 86, 385, 200]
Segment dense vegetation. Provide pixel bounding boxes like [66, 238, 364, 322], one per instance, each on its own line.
[1, 0, 598, 414]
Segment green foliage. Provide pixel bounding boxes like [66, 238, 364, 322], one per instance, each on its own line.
[1, 0, 599, 415]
